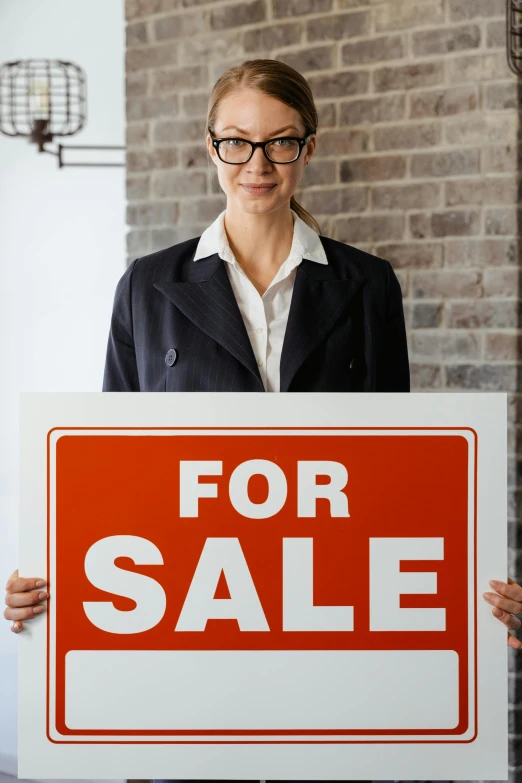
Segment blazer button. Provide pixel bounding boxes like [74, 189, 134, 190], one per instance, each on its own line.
[349, 357, 355, 369]
[165, 348, 178, 367]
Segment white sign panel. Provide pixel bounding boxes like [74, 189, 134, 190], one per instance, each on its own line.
[18, 391, 508, 780]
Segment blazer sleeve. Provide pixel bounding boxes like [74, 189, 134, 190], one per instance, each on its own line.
[102, 258, 141, 392]
[378, 259, 410, 392]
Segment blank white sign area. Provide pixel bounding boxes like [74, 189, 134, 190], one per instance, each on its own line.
[65, 649, 459, 731]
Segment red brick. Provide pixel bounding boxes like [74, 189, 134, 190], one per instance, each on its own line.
[485, 81, 518, 110]
[410, 302, 443, 328]
[409, 85, 478, 118]
[485, 208, 518, 236]
[341, 34, 404, 65]
[126, 42, 179, 72]
[411, 270, 482, 298]
[485, 333, 522, 361]
[411, 331, 480, 361]
[126, 71, 149, 98]
[373, 182, 441, 211]
[334, 214, 405, 243]
[301, 186, 368, 214]
[375, 0, 444, 32]
[127, 229, 151, 255]
[273, 0, 332, 17]
[127, 201, 179, 226]
[340, 155, 407, 182]
[374, 61, 444, 92]
[126, 122, 150, 147]
[153, 13, 205, 41]
[486, 19, 506, 48]
[340, 94, 405, 125]
[446, 238, 517, 268]
[446, 300, 519, 329]
[307, 70, 369, 98]
[126, 21, 148, 46]
[482, 145, 518, 174]
[410, 363, 443, 389]
[151, 170, 207, 198]
[373, 122, 440, 150]
[127, 95, 179, 122]
[375, 241, 443, 268]
[127, 174, 151, 200]
[410, 210, 480, 238]
[154, 118, 203, 145]
[317, 129, 369, 156]
[445, 364, 517, 391]
[412, 24, 480, 56]
[179, 198, 227, 223]
[306, 11, 370, 41]
[210, 0, 266, 30]
[445, 115, 517, 146]
[449, 0, 505, 21]
[278, 47, 334, 73]
[244, 22, 302, 51]
[151, 66, 207, 95]
[446, 52, 511, 84]
[483, 268, 520, 297]
[446, 178, 517, 207]
[411, 149, 480, 178]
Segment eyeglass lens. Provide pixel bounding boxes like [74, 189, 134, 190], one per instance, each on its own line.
[218, 138, 300, 163]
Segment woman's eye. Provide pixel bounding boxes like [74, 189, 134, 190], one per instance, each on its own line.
[275, 138, 293, 146]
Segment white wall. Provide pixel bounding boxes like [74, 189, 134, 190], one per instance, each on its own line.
[0, 0, 126, 773]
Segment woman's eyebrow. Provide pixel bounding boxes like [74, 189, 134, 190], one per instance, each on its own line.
[219, 124, 300, 135]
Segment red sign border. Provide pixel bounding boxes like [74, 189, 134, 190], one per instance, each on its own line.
[45, 426, 478, 746]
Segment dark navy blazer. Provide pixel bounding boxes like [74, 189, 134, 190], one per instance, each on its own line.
[102, 233, 410, 393]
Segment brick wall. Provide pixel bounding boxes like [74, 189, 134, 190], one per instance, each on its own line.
[125, 0, 521, 773]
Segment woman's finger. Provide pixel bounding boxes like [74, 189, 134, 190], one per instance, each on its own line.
[508, 632, 522, 649]
[5, 574, 47, 594]
[4, 589, 48, 609]
[488, 578, 522, 605]
[483, 591, 522, 616]
[491, 605, 521, 630]
[10, 621, 22, 634]
[3, 603, 47, 622]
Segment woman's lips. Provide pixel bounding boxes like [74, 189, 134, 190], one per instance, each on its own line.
[240, 184, 276, 194]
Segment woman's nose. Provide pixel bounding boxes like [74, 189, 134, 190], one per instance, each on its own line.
[248, 146, 272, 166]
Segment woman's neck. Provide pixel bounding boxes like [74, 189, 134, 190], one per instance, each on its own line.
[224, 207, 295, 290]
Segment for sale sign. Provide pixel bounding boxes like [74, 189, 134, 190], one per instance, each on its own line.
[19, 392, 507, 780]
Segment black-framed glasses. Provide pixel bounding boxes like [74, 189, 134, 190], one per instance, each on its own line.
[208, 128, 313, 164]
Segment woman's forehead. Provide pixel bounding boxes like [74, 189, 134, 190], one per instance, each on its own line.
[215, 91, 303, 133]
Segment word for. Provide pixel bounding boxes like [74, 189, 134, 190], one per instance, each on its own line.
[179, 460, 349, 518]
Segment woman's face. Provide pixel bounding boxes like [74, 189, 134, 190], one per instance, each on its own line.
[206, 88, 316, 215]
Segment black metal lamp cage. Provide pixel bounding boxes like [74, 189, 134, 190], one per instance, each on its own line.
[507, 0, 522, 74]
[0, 59, 125, 168]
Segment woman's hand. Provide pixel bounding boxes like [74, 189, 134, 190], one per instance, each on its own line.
[483, 577, 522, 648]
[4, 569, 49, 634]
[5, 568, 522, 645]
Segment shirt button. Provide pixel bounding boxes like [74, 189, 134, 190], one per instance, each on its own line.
[256, 327, 264, 333]
[257, 359, 263, 366]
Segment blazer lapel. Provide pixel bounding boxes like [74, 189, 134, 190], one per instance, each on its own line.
[279, 258, 366, 392]
[153, 254, 264, 388]
[153, 249, 367, 393]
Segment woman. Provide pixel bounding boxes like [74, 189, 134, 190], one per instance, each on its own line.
[4, 58, 520, 783]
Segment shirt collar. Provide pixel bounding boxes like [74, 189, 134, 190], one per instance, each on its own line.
[192, 208, 328, 266]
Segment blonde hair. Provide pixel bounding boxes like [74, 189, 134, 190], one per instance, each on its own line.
[206, 58, 321, 235]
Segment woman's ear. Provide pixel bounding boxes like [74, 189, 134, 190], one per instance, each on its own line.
[206, 135, 212, 159]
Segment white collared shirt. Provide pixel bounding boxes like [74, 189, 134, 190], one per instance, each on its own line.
[193, 208, 328, 392]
